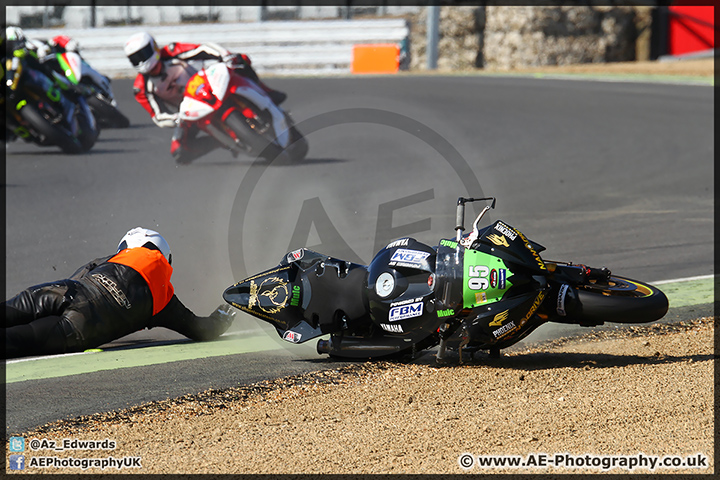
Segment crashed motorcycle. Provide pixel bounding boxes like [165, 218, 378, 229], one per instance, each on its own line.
[44, 50, 130, 129]
[4, 56, 98, 153]
[178, 61, 308, 162]
[224, 197, 669, 361]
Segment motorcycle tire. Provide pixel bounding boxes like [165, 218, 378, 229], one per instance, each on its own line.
[224, 110, 287, 162]
[88, 95, 130, 129]
[574, 275, 669, 324]
[19, 103, 83, 154]
[287, 125, 309, 162]
[75, 106, 99, 152]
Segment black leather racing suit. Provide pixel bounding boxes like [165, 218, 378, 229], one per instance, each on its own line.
[3, 255, 230, 358]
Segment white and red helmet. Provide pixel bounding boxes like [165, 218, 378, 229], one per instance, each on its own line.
[51, 34, 79, 53]
[124, 32, 160, 74]
[117, 227, 172, 264]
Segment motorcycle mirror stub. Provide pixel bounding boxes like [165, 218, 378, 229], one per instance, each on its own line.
[286, 248, 304, 264]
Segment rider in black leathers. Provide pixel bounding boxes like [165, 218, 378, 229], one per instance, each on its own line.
[3, 227, 235, 359]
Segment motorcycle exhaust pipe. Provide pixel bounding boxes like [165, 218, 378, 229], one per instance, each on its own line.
[317, 339, 331, 354]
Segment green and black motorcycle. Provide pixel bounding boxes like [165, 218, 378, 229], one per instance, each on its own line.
[4, 55, 98, 153]
[224, 196, 669, 361]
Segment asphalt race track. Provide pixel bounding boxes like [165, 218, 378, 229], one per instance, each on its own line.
[4, 74, 714, 435]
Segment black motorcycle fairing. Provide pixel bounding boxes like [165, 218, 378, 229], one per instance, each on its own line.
[223, 248, 370, 344]
[448, 312, 548, 354]
[432, 230, 553, 352]
[282, 249, 369, 332]
[223, 264, 302, 333]
[366, 238, 439, 337]
[472, 220, 547, 274]
[303, 261, 369, 333]
[453, 285, 550, 350]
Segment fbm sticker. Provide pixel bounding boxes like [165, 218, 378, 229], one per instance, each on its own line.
[390, 249, 430, 265]
[388, 302, 423, 321]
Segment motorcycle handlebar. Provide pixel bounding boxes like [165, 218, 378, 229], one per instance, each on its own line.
[455, 199, 465, 232]
[455, 197, 496, 241]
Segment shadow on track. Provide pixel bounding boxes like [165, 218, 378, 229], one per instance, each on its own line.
[194, 156, 348, 167]
[6, 148, 141, 156]
[416, 351, 714, 370]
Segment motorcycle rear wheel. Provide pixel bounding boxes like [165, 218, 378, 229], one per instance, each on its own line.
[575, 276, 669, 324]
[20, 103, 82, 154]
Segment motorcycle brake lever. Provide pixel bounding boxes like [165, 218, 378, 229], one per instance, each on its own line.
[459, 204, 493, 248]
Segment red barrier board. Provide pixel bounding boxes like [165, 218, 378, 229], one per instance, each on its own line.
[668, 5, 715, 55]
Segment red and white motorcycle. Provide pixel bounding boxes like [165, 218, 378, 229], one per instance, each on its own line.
[178, 62, 308, 162]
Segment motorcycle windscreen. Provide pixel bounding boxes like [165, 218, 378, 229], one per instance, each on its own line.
[223, 265, 320, 342]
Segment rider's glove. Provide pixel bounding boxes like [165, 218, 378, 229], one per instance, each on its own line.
[224, 54, 248, 69]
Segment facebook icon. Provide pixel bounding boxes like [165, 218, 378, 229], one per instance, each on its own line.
[9, 455, 25, 470]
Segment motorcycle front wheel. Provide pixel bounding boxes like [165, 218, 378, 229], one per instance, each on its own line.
[575, 276, 669, 324]
[19, 103, 82, 154]
[75, 103, 99, 152]
[287, 124, 309, 162]
[224, 110, 287, 162]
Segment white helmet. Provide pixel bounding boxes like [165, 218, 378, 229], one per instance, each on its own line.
[124, 32, 160, 74]
[117, 227, 172, 264]
[5, 26, 26, 52]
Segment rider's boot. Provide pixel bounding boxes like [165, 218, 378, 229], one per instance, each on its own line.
[266, 89, 287, 106]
